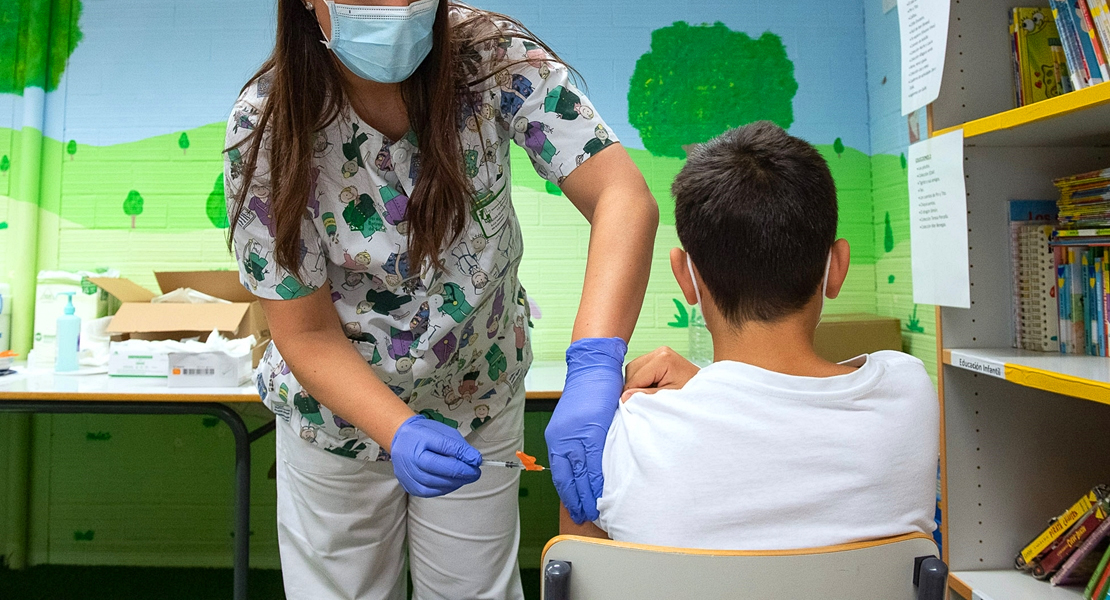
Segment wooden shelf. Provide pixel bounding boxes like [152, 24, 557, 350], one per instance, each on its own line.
[934, 81, 1110, 147]
[943, 348, 1110, 407]
[951, 571, 1084, 600]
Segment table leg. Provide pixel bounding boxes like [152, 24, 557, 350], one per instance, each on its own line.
[0, 401, 252, 600]
[203, 404, 251, 600]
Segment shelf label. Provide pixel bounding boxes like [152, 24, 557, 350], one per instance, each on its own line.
[899, 0, 950, 115]
[950, 351, 1005, 379]
[909, 129, 971, 308]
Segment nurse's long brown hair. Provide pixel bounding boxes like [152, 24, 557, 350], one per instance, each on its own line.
[228, 0, 570, 276]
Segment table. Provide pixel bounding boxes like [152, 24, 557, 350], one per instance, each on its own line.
[0, 362, 566, 600]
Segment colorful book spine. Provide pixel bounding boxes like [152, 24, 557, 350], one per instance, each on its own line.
[1054, 513, 1110, 585]
[1092, 252, 1101, 354]
[1080, 0, 1110, 79]
[1086, 541, 1110, 598]
[1035, 502, 1109, 578]
[1019, 486, 1108, 569]
[1059, 247, 1071, 353]
[1073, 0, 1109, 82]
[1074, 248, 1088, 353]
[1096, 563, 1110, 599]
[1090, 0, 1110, 60]
[1053, 0, 1095, 87]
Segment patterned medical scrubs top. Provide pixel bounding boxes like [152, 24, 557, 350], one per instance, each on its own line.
[224, 12, 618, 461]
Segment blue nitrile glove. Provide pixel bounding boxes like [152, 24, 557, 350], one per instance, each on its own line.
[391, 415, 482, 497]
[545, 337, 628, 524]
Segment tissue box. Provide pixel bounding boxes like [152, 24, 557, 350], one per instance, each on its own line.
[109, 345, 170, 377]
[168, 351, 251, 388]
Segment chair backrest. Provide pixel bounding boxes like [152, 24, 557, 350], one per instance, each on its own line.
[540, 532, 943, 600]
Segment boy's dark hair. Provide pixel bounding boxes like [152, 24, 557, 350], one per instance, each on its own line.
[673, 121, 838, 326]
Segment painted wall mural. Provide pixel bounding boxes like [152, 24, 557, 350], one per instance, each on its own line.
[0, 0, 83, 95]
[629, 23, 798, 159]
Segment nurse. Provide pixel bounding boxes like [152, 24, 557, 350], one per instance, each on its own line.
[224, 1, 658, 598]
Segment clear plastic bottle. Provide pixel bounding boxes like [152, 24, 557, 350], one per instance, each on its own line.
[55, 292, 81, 373]
[687, 307, 713, 367]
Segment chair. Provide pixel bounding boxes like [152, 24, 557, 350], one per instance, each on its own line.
[541, 532, 948, 600]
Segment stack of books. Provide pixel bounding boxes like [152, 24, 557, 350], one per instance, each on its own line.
[1052, 169, 1110, 355]
[1014, 485, 1110, 596]
[1010, 3, 1110, 107]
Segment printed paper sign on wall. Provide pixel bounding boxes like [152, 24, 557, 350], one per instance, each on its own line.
[899, 0, 950, 115]
[909, 129, 970, 308]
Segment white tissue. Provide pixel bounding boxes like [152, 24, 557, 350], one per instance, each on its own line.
[78, 316, 114, 367]
[151, 288, 230, 304]
[112, 330, 255, 357]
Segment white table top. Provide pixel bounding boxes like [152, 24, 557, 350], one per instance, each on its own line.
[0, 361, 567, 403]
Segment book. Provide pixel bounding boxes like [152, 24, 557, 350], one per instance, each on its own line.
[1052, 0, 1095, 88]
[1011, 201, 1061, 351]
[1014, 8, 1070, 104]
[1069, 0, 1109, 82]
[1053, 513, 1110, 585]
[1090, 0, 1110, 60]
[1035, 501, 1109, 578]
[1018, 485, 1110, 569]
[1096, 563, 1110, 600]
[1013, 10, 1026, 107]
[1079, 0, 1110, 80]
[1085, 542, 1110, 598]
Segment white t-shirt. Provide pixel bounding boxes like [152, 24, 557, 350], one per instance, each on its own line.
[597, 351, 939, 550]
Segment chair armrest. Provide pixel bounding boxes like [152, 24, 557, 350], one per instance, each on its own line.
[914, 556, 949, 600]
[544, 560, 572, 600]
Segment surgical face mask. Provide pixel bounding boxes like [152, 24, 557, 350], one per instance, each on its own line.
[320, 0, 438, 84]
[686, 251, 833, 325]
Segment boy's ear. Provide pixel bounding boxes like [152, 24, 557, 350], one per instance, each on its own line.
[824, 239, 851, 300]
[670, 248, 700, 306]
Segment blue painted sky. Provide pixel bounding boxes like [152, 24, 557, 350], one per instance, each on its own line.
[2, 0, 871, 153]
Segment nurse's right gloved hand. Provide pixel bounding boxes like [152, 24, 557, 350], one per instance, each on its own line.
[391, 415, 482, 497]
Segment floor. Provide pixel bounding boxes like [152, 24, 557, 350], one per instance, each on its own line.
[0, 565, 543, 599]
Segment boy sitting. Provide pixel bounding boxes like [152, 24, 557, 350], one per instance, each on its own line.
[577, 122, 939, 550]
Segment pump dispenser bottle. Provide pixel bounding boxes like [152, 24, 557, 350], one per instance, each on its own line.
[55, 292, 81, 373]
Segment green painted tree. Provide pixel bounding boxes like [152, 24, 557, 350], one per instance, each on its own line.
[629, 22, 797, 158]
[123, 190, 143, 229]
[884, 212, 894, 252]
[0, 0, 84, 94]
[833, 137, 845, 158]
[207, 173, 229, 229]
[0, 155, 9, 174]
[66, 140, 76, 160]
[0, 222, 8, 230]
[900, 153, 907, 170]
[179, 132, 190, 156]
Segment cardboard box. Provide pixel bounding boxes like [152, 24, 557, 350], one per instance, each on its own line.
[168, 351, 252, 388]
[814, 313, 904, 363]
[89, 271, 269, 374]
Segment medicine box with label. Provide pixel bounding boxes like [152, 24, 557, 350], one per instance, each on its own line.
[167, 352, 251, 388]
[109, 346, 170, 377]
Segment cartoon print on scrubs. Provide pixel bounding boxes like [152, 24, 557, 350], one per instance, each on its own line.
[471, 404, 491, 431]
[225, 8, 617, 461]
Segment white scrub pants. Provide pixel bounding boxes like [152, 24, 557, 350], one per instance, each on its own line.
[275, 391, 526, 600]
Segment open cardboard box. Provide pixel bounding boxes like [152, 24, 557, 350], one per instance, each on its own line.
[814, 313, 903, 363]
[89, 271, 270, 369]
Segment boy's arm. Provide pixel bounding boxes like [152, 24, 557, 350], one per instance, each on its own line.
[559, 503, 609, 538]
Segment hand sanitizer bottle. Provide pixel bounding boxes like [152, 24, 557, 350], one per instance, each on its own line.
[55, 292, 81, 373]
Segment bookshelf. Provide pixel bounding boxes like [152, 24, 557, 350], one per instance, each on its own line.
[930, 2, 1110, 599]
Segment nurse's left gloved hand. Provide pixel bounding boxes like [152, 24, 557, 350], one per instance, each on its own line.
[545, 337, 627, 524]
[391, 415, 483, 497]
